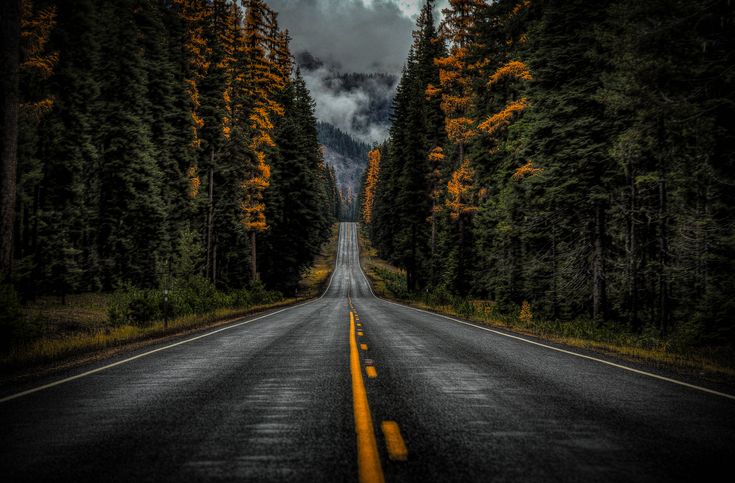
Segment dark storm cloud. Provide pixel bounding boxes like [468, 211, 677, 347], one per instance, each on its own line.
[268, 0, 416, 74]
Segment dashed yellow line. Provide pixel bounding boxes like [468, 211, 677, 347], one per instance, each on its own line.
[358, 331, 364, 337]
[381, 421, 408, 461]
[361, 343, 368, 351]
[365, 366, 378, 378]
[349, 311, 384, 483]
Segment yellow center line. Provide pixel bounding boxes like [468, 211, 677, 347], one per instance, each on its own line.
[381, 421, 408, 461]
[350, 311, 385, 483]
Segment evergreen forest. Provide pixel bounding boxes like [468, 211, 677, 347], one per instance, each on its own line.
[0, 0, 339, 310]
[361, 0, 735, 346]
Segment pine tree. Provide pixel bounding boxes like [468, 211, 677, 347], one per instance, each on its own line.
[96, 0, 165, 288]
[0, 0, 20, 280]
[361, 148, 381, 225]
[16, 0, 67, 297]
[240, 0, 283, 281]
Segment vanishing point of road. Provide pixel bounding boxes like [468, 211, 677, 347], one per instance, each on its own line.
[2, 222, 734, 482]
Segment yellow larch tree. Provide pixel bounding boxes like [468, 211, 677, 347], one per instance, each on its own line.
[173, 0, 211, 198]
[477, 97, 529, 136]
[427, 146, 446, 252]
[20, 0, 58, 118]
[477, 2, 534, 176]
[511, 160, 543, 181]
[362, 148, 381, 225]
[427, 0, 486, 163]
[445, 158, 477, 273]
[240, 0, 288, 280]
[426, 0, 485, 239]
[445, 159, 478, 221]
[219, 0, 241, 142]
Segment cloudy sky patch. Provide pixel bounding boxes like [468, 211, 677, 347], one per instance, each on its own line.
[268, 0, 416, 73]
[266, 0, 449, 144]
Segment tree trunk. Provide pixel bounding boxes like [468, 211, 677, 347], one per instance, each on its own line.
[656, 117, 670, 335]
[250, 231, 258, 281]
[430, 204, 436, 284]
[592, 203, 607, 323]
[205, 161, 214, 280]
[407, 223, 417, 292]
[458, 215, 465, 294]
[551, 224, 558, 319]
[0, 0, 20, 280]
[658, 168, 670, 334]
[628, 163, 638, 329]
[212, 237, 217, 286]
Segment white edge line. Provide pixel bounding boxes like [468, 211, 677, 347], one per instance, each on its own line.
[0, 225, 344, 404]
[353, 224, 735, 402]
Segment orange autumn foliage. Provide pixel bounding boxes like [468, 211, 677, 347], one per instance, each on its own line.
[240, 0, 290, 234]
[220, 0, 242, 141]
[425, 84, 442, 99]
[446, 160, 478, 221]
[20, 1, 58, 79]
[510, 0, 532, 18]
[478, 97, 528, 136]
[173, 0, 210, 149]
[428, 146, 446, 162]
[20, 0, 58, 120]
[488, 60, 532, 87]
[432, 1, 486, 148]
[428, 147, 446, 216]
[187, 165, 201, 198]
[446, 117, 477, 144]
[511, 160, 543, 181]
[362, 149, 381, 225]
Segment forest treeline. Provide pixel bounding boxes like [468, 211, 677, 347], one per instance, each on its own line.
[361, 0, 735, 344]
[0, 0, 340, 301]
[317, 122, 370, 163]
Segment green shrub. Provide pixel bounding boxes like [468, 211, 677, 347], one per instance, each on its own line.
[374, 267, 409, 299]
[452, 297, 475, 317]
[425, 285, 452, 306]
[108, 277, 283, 327]
[109, 286, 162, 327]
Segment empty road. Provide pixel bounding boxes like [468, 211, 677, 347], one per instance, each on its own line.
[2, 222, 734, 482]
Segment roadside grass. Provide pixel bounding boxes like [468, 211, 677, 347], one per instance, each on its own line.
[1, 224, 340, 376]
[299, 223, 339, 298]
[357, 228, 735, 380]
[22, 293, 110, 331]
[2, 301, 296, 373]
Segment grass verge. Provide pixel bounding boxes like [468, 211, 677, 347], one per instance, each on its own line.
[299, 223, 339, 298]
[2, 300, 297, 377]
[357, 228, 735, 381]
[1, 225, 340, 379]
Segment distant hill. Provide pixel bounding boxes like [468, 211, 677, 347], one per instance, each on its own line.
[297, 51, 397, 144]
[299, 51, 396, 203]
[317, 122, 370, 200]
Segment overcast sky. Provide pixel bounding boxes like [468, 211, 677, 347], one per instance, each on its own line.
[267, 0, 421, 74]
[266, 0, 449, 144]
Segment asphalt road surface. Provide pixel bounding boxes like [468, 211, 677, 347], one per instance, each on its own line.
[2, 222, 734, 482]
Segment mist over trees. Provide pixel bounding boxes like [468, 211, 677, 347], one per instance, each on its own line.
[362, 0, 735, 344]
[1, 0, 339, 300]
[297, 51, 398, 145]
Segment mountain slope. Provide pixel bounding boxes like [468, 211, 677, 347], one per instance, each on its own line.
[317, 122, 370, 198]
